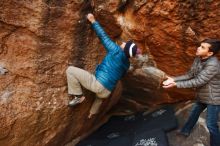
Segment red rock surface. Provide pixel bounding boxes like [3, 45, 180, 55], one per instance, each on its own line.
[0, 0, 220, 145]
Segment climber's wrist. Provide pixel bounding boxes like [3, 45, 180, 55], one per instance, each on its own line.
[90, 19, 96, 23]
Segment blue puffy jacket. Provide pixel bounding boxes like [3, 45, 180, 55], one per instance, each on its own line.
[92, 21, 130, 91]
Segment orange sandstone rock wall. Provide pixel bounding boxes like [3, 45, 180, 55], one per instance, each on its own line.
[0, 0, 219, 145]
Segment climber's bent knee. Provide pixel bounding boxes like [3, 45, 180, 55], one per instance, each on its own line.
[96, 88, 111, 99]
[66, 66, 78, 75]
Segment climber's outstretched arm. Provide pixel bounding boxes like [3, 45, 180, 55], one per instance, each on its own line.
[87, 13, 120, 53]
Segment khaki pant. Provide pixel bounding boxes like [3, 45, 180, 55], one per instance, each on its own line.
[66, 66, 111, 114]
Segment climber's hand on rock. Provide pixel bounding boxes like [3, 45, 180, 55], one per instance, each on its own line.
[87, 13, 96, 23]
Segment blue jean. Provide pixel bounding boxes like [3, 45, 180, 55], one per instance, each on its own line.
[181, 102, 220, 146]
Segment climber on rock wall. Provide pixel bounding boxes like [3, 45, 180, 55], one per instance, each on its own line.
[66, 13, 141, 118]
[163, 38, 220, 146]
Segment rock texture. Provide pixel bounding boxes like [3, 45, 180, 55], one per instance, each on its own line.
[0, 0, 220, 146]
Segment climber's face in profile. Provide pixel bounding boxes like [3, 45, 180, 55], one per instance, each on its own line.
[120, 42, 126, 50]
[196, 42, 213, 58]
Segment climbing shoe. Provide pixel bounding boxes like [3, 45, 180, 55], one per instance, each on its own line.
[68, 96, 85, 107]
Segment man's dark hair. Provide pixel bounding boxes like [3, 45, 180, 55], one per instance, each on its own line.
[202, 38, 220, 55]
